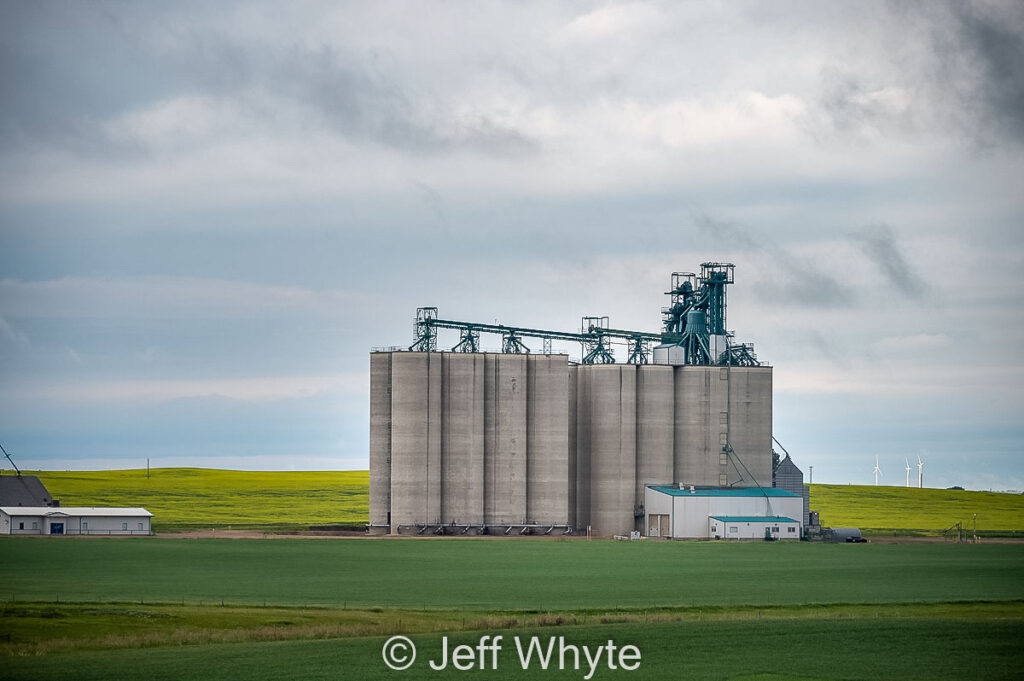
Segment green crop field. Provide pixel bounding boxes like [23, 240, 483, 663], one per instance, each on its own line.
[13, 468, 1023, 534]
[2, 538, 1023, 680]
[4, 614, 1022, 681]
[18, 468, 368, 531]
[3, 537, 1023, 609]
[6, 468, 1023, 678]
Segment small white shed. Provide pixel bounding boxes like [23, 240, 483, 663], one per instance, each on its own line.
[0, 507, 153, 535]
[708, 516, 800, 540]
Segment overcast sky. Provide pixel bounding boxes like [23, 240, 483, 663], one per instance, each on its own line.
[1, 1, 1022, 490]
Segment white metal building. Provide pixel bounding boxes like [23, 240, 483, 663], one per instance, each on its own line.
[644, 485, 802, 539]
[0, 507, 153, 536]
[708, 516, 800, 540]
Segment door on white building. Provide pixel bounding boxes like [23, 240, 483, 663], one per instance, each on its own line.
[49, 522, 64, 535]
[648, 514, 669, 537]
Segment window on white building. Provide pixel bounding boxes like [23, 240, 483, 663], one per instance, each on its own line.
[787, 527, 796, 533]
[31, 521, 38, 529]
[772, 526, 779, 532]
[122, 522, 128, 531]
[18, 522, 24, 530]
[729, 526, 738, 533]
[719, 474, 728, 485]
[138, 522, 144, 531]
[82, 522, 88, 531]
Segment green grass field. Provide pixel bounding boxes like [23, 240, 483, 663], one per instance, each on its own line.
[4, 614, 1021, 681]
[13, 468, 1023, 534]
[1, 538, 1022, 680]
[3, 537, 1023, 609]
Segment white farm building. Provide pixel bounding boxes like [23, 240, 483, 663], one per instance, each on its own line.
[644, 485, 802, 540]
[0, 507, 153, 536]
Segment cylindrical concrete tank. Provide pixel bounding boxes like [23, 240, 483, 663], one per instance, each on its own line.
[567, 364, 578, 530]
[441, 353, 485, 526]
[573, 364, 591, 531]
[674, 366, 720, 486]
[369, 352, 393, 532]
[724, 367, 773, 488]
[526, 355, 570, 525]
[389, 352, 442, 532]
[635, 365, 674, 532]
[586, 365, 636, 537]
[484, 354, 528, 526]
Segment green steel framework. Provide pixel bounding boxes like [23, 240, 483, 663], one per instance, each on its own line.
[407, 264, 760, 366]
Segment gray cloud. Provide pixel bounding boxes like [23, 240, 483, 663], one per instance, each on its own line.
[0, 4, 537, 159]
[413, 181, 448, 231]
[812, 69, 914, 143]
[808, 1, 1024, 147]
[804, 329, 850, 368]
[853, 222, 926, 298]
[692, 211, 855, 308]
[274, 47, 535, 155]
[937, 1, 1024, 144]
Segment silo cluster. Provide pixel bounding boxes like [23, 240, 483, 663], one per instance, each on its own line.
[370, 352, 771, 536]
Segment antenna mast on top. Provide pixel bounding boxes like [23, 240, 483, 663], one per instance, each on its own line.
[1, 441, 22, 476]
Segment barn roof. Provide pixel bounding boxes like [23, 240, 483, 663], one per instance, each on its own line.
[0, 476, 55, 507]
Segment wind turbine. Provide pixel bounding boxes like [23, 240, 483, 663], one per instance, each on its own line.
[917, 456, 924, 488]
[873, 456, 882, 486]
[905, 457, 912, 487]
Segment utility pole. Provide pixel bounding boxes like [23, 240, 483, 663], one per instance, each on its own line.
[147, 458, 150, 479]
[809, 466, 813, 485]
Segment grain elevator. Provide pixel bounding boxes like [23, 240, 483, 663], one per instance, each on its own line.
[369, 264, 773, 537]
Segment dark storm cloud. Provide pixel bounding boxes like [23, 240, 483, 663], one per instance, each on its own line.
[944, 1, 1024, 143]
[692, 211, 855, 308]
[853, 222, 926, 298]
[811, 1, 1024, 146]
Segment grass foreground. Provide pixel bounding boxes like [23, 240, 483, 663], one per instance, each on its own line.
[3, 602, 1021, 681]
[3, 537, 1023, 609]
[2, 537, 1022, 680]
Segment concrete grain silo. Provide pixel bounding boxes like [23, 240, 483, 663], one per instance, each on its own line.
[583, 365, 636, 537]
[483, 354, 528, 526]
[440, 353, 484, 525]
[526, 355, 571, 526]
[634, 365, 675, 532]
